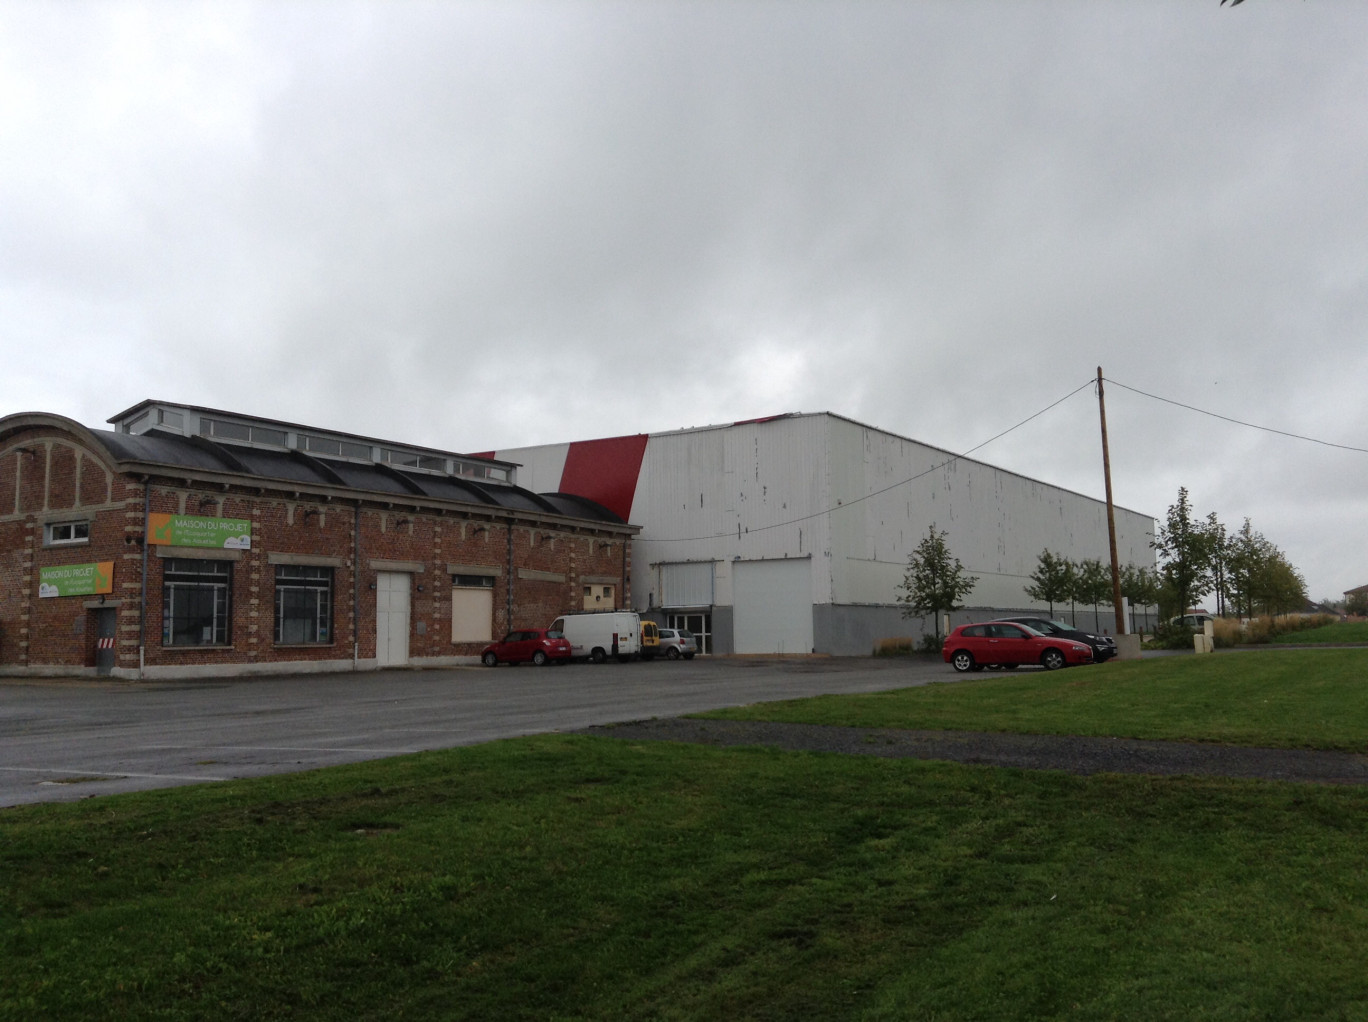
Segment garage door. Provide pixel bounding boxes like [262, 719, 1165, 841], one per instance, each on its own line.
[733, 558, 812, 655]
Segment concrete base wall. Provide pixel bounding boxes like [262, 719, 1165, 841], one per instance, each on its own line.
[815, 604, 931, 656]
[1114, 634, 1143, 660]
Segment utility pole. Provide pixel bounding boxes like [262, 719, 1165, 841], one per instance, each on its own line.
[1097, 367, 1126, 636]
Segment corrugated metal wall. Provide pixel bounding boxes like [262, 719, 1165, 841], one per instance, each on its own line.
[497, 412, 1157, 654]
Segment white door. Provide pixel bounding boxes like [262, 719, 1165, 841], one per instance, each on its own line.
[732, 558, 813, 655]
[375, 571, 411, 666]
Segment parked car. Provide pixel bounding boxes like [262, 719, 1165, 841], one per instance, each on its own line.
[640, 620, 661, 659]
[997, 616, 1117, 662]
[942, 621, 1094, 673]
[481, 628, 572, 667]
[657, 627, 698, 660]
[1172, 614, 1215, 630]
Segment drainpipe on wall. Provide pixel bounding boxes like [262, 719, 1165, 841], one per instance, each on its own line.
[505, 518, 514, 632]
[353, 501, 361, 671]
[139, 477, 149, 680]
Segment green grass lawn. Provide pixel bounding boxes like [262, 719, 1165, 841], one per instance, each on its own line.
[1272, 620, 1368, 644]
[6, 652, 1368, 1020]
[702, 649, 1368, 750]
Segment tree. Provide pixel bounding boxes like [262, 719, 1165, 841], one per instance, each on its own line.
[1153, 488, 1220, 618]
[897, 526, 978, 641]
[1347, 591, 1368, 617]
[1073, 558, 1113, 630]
[1121, 563, 1163, 633]
[1254, 551, 1307, 616]
[1225, 518, 1307, 618]
[1024, 549, 1074, 619]
[1225, 518, 1272, 618]
[1206, 513, 1229, 616]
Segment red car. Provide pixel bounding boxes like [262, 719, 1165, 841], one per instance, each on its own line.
[942, 621, 1093, 673]
[481, 628, 572, 667]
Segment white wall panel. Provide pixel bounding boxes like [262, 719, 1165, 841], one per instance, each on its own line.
[495, 413, 1157, 646]
[733, 558, 813, 654]
[490, 442, 571, 494]
[823, 416, 1155, 610]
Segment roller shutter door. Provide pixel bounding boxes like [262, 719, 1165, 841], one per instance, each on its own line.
[660, 561, 715, 607]
[733, 558, 812, 655]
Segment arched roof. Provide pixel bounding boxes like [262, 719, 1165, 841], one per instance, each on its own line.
[1, 412, 627, 526]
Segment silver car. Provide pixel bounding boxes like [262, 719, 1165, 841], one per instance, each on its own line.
[657, 627, 698, 660]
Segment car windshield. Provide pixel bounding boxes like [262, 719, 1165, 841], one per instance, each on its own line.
[679, 630, 694, 638]
[545, 629, 563, 639]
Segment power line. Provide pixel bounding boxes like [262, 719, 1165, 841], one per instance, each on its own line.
[1105, 377, 1368, 455]
[649, 378, 1097, 543]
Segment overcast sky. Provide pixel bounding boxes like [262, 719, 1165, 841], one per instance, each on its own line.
[3, 1, 1365, 602]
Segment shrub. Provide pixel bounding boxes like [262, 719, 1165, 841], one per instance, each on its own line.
[1144, 621, 1201, 651]
[874, 637, 918, 657]
[1211, 617, 1243, 649]
[1224, 614, 1338, 646]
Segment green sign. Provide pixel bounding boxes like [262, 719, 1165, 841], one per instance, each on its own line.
[39, 561, 114, 598]
[147, 513, 252, 549]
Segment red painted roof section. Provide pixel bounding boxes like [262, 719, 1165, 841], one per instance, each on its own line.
[558, 434, 649, 522]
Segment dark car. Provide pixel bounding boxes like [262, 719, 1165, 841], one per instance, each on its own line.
[481, 628, 572, 666]
[997, 616, 1117, 662]
[941, 621, 1093, 673]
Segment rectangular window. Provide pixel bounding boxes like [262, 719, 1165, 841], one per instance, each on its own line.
[381, 449, 446, 472]
[200, 418, 287, 447]
[45, 520, 90, 546]
[297, 434, 371, 460]
[163, 558, 231, 646]
[274, 565, 333, 644]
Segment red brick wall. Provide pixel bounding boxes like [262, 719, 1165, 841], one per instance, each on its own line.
[2, 427, 635, 676]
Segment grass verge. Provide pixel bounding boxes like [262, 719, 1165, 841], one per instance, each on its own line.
[700, 649, 1368, 750]
[5, 735, 1368, 1020]
[1271, 620, 1368, 644]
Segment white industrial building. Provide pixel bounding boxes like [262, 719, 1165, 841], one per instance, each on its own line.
[485, 412, 1156, 656]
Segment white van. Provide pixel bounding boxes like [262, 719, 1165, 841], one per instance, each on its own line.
[549, 611, 643, 663]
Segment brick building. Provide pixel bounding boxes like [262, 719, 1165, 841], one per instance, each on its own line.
[0, 402, 636, 680]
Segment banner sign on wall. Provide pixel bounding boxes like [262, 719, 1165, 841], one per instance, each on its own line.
[147, 513, 252, 550]
[39, 562, 114, 598]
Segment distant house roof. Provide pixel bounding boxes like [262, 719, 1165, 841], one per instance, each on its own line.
[1345, 584, 1368, 598]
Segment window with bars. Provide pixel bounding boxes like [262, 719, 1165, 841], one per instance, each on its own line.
[275, 565, 333, 644]
[162, 558, 232, 646]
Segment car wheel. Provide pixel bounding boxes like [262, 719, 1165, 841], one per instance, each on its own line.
[532, 650, 547, 666]
[666, 647, 680, 660]
[1041, 648, 1066, 671]
[590, 648, 606, 664]
[481, 651, 498, 667]
[950, 650, 975, 673]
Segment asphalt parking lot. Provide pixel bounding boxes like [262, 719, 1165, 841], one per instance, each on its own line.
[0, 656, 953, 808]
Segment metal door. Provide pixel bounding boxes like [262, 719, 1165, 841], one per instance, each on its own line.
[94, 608, 117, 676]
